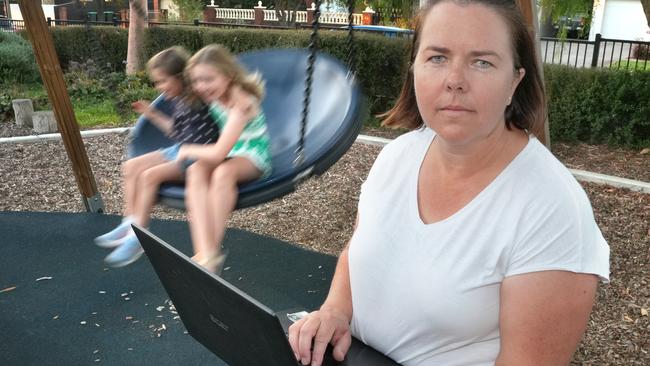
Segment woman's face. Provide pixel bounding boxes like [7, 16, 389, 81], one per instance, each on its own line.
[150, 68, 183, 98]
[413, 2, 525, 146]
[189, 63, 232, 104]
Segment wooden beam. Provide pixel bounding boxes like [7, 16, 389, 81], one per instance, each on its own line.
[516, 0, 550, 147]
[18, 0, 104, 213]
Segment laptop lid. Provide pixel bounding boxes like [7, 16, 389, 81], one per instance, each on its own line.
[134, 225, 400, 366]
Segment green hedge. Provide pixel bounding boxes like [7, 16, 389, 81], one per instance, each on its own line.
[45, 26, 408, 117]
[13, 26, 650, 147]
[545, 65, 650, 147]
[144, 26, 409, 115]
[50, 26, 128, 72]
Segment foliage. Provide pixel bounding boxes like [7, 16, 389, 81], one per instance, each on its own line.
[168, 0, 205, 22]
[539, 0, 594, 21]
[50, 26, 128, 73]
[539, 0, 594, 39]
[113, 72, 158, 117]
[545, 65, 650, 147]
[64, 59, 110, 101]
[633, 43, 650, 60]
[0, 32, 41, 85]
[0, 91, 12, 119]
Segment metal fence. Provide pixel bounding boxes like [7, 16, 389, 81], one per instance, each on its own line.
[541, 34, 649, 70]
[0, 18, 25, 32]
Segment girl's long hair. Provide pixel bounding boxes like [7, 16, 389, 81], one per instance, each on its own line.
[186, 44, 265, 101]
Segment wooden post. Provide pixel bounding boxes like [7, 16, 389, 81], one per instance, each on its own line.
[516, 0, 550, 148]
[18, 0, 104, 213]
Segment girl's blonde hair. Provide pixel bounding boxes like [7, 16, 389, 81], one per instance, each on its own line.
[186, 44, 265, 101]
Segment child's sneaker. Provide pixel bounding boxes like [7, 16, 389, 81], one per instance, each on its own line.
[94, 219, 133, 248]
[104, 234, 144, 268]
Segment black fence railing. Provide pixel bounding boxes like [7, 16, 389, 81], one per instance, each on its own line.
[0, 18, 25, 32]
[541, 33, 650, 70]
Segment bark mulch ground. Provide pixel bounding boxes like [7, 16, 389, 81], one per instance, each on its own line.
[1, 122, 648, 365]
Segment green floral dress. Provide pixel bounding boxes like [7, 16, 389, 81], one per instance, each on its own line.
[209, 103, 272, 178]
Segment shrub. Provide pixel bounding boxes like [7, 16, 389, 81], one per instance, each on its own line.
[0, 91, 12, 119]
[113, 72, 158, 116]
[632, 43, 649, 60]
[65, 59, 110, 101]
[50, 26, 128, 73]
[545, 65, 650, 147]
[0, 32, 41, 84]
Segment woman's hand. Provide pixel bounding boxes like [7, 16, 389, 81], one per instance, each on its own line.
[287, 306, 352, 366]
[131, 100, 151, 115]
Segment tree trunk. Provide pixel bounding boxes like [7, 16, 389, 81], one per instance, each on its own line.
[4, 0, 11, 18]
[126, 0, 147, 75]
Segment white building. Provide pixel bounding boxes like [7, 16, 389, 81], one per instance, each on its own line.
[590, 0, 649, 41]
[9, 3, 56, 23]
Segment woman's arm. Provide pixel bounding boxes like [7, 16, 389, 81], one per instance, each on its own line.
[496, 271, 599, 366]
[287, 216, 357, 366]
[132, 100, 174, 135]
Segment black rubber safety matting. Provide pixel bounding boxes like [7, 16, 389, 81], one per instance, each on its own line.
[0, 211, 336, 365]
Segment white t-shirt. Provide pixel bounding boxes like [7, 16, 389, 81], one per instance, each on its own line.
[348, 128, 610, 366]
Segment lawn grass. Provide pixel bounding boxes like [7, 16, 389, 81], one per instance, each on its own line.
[609, 59, 650, 71]
[74, 99, 129, 128]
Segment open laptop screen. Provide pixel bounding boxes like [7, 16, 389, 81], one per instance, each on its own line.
[134, 225, 401, 366]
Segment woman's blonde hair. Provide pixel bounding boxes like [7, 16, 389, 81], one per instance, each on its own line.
[185, 44, 265, 101]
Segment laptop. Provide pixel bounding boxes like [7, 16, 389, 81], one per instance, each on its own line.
[133, 225, 401, 366]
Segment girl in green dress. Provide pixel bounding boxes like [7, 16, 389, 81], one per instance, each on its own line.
[177, 44, 271, 273]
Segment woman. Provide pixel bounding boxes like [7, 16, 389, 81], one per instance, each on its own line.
[288, 1, 610, 365]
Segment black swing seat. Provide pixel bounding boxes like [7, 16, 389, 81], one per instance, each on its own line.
[128, 49, 365, 210]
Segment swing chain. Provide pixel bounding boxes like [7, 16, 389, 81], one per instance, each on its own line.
[346, 0, 356, 74]
[296, 0, 322, 167]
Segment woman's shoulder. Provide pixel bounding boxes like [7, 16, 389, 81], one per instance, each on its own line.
[512, 138, 591, 208]
[368, 128, 432, 175]
[381, 127, 433, 155]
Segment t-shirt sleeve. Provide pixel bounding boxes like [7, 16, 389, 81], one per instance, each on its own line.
[359, 137, 403, 202]
[506, 188, 610, 282]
